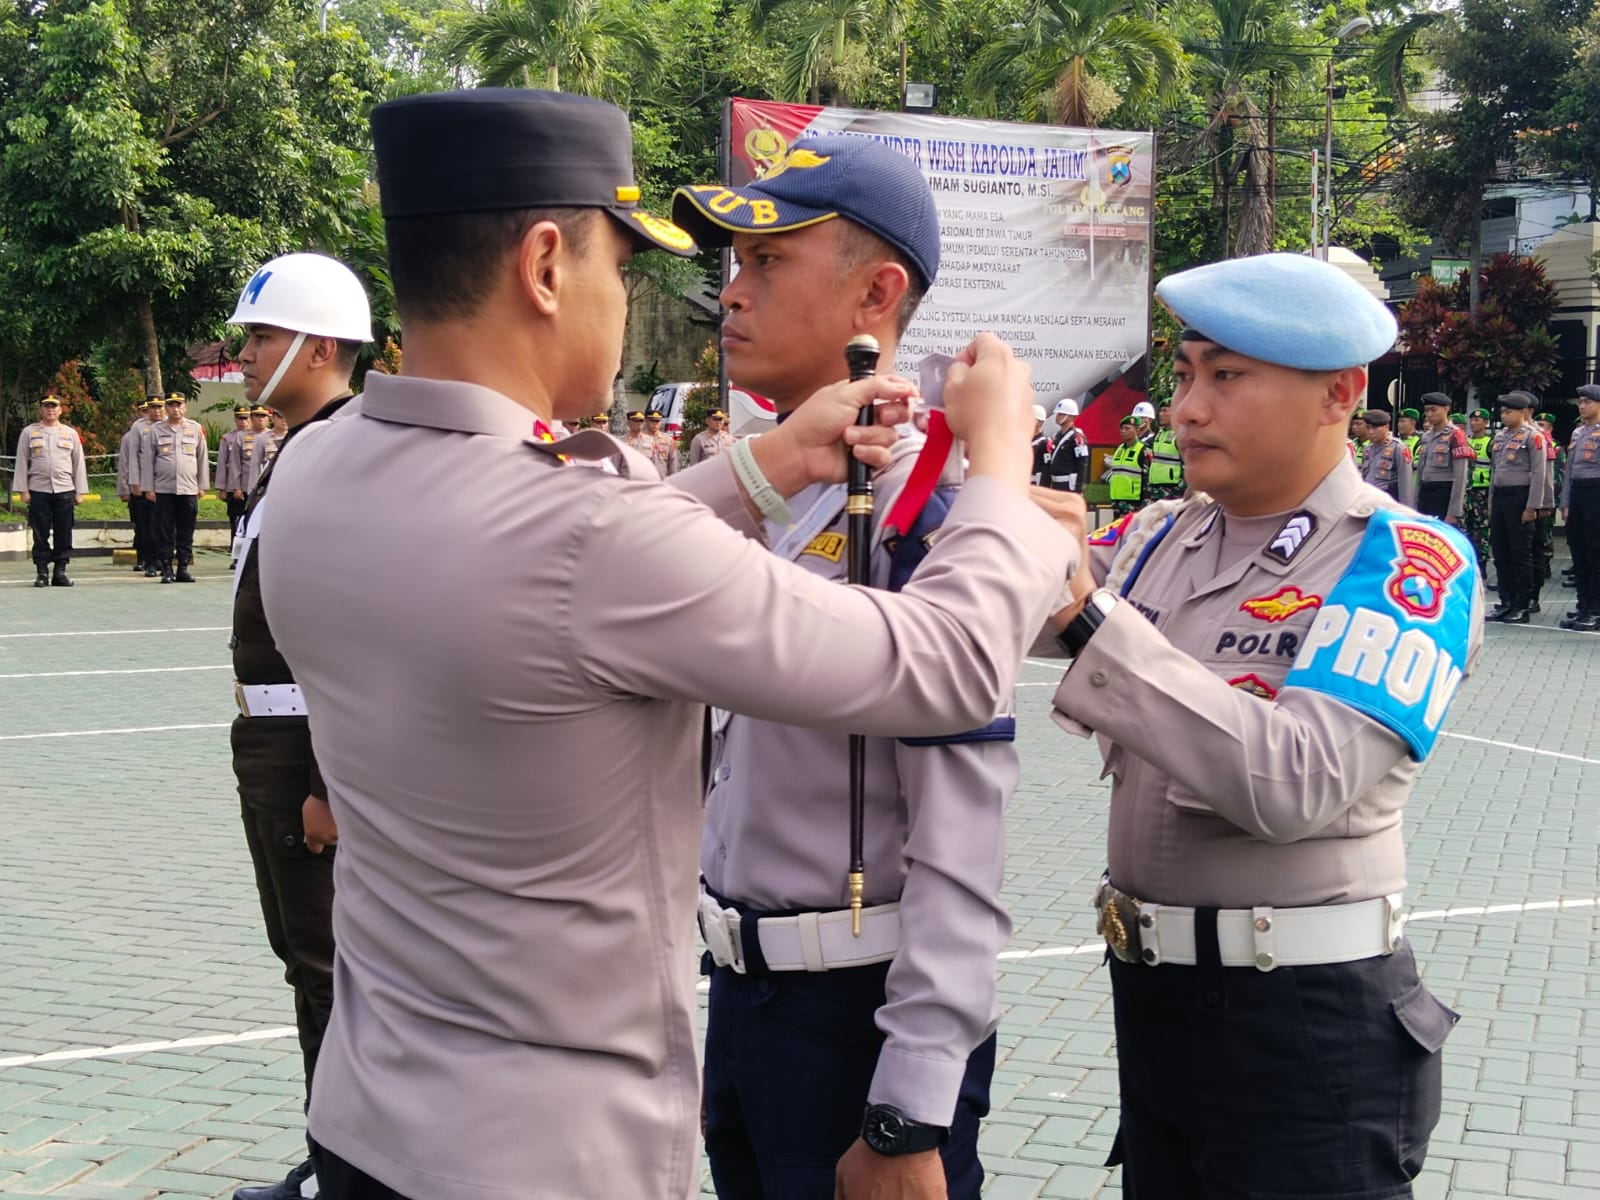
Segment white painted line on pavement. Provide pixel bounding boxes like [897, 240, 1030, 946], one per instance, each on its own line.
[0, 664, 231, 680]
[0, 1026, 298, 1068]
[0, 575, 231, 588]
[8, 896, 1594, 1070]
[0, 722, 231, 741]
[0, 626, 228, 639]
[1439, 731, 1600, 766]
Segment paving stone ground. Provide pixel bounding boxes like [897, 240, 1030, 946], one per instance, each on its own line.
[0, 549, 1596, 1199]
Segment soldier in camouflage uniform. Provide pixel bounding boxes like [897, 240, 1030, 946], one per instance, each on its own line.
[1534, 412, 1562, 596]
[1463, 407, 1493, 581]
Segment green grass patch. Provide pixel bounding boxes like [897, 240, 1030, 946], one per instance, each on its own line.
[3, 495, 232, 523]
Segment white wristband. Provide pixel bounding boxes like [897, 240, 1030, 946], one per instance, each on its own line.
[729, 437, 793, 525]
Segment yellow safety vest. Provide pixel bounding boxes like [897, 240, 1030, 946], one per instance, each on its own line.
[1469, 435, 1492, 488]
[1108, 442, 1145, 501]
[1149, 428, 1182, 486]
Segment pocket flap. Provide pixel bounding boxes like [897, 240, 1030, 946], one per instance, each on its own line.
[1393, 981, 1459, 1054]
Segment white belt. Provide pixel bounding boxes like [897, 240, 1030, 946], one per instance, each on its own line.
[1096, 880, 1404, 971]
[234, 682, 307, 718]
[698, 889, 901, 973]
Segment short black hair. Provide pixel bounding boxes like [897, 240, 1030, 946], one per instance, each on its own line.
[385, 208, 595, 324]
[835, 221, 927, 336]
[333, 339, 363, 373]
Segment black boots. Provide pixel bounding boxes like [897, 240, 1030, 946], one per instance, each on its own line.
[51, 565, 72, 587]
[33, 565, 48, 588]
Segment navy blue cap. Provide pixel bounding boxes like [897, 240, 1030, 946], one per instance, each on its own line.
[371, 89, 696, 257]
[1157, 253, 1398, 370]
[672, 137, 940, 287]
[1577, 384, 1600, 402]
[1497, 390, 1535, 410]
[1419, 392, 1452, 408]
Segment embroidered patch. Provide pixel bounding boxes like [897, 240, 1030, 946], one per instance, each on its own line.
[1228, 673, 1278, 701]
[1265, 512, 1316, 563]
[801, 532, 846, 563]
[1088, 513, 1135, 546]
[1240, 586, 1322, 623]
[1386, 523, 1467, 622]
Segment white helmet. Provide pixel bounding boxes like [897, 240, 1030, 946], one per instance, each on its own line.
[229, 253, 373, 342]
[1053, 398, 1079, 417]
[1030, 404, 1048, 422]
[1131, 401, 1156, 419]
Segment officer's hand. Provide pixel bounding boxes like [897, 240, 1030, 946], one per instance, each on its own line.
[943, 334, 1033, 487]
[18, 491, 28, 504]
[752, 375, 917, 496]
[1522, 508, 1537, 523]
[834, 1139, 945, 1199]
[302, 795, 339, 854]
[144, 491, 155, 502]
[1561, 508, 1569, 522]
[73, 494, 83, 506]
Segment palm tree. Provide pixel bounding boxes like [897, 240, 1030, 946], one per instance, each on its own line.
[965, 0, 1185, 128]
[745, 0, 948, 106]
[1369, 7, 1447, 108]
[438, 0, 659, 96]
[1182, 0, 1305, 256]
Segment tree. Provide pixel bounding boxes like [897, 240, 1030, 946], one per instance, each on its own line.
[0, 0, 384, 402]
[1398, 253, 1561, 398]
[965, 0, 1184, 128]
[438, 0, 660, 95]
[743, 0, 948, 105]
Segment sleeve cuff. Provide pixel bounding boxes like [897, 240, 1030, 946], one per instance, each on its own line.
[867, 1045, 972, 1127]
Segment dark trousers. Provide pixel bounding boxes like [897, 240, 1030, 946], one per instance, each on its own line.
[127, 494, 150, 563]
[1107, 931, 1453, 1200]
[1570, 479, 1600, 612]
[153, 492, 198, 569]
[225, 494, 247, 533]
[234, 717, 335, 1093]
[704, 960, 993, 1200]
[27, 491, 74, 567]
[1415, 480, 1453, 522]
[1490, 485, 1534, 608]
[312, 1146, 413, 1200]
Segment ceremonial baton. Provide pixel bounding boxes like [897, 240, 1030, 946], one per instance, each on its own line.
[843, 333, 880, 937]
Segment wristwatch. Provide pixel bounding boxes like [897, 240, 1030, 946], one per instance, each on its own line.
[861, 1103, 948, 1156]
[1056, 587, 1119, 657]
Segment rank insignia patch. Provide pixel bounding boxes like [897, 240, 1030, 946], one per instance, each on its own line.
[1228, 673, 1278, 701]
[1240, 586, 1322, 623]
[1386, 522, 1466, 622]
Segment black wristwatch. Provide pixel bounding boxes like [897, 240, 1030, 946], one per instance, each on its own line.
[1056, 587, 1119, 657]
[861, 1103, 949, 1156]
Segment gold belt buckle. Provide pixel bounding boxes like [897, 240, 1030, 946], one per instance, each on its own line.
[1094, 879, 1145, 964]
[233, 682, 250, 717]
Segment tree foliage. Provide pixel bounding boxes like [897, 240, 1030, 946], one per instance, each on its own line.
[1398, 254, 1561, 397]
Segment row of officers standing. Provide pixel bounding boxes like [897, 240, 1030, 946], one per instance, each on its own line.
[1030, 398, 1183, 516]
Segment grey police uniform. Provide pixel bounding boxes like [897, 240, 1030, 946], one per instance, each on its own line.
[1563, 418, 1600, 620]
[141, 418, 209, 579]
[689, 427, 734, 464]
[1488, 421, 1554, 614]
[245, 431, 279, 492]
[13, 420, 88, 575]
[1415, 423, 1470, 521]
[1051, 253, 1481, 1199]
[1360, 435, 1416, 507]
[258, 374, 1069, 1200]
[117, 421, 152, 572]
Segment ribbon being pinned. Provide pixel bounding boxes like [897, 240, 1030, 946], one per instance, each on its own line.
[884, 353, 964, 539]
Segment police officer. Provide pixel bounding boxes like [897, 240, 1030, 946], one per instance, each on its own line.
[244, 407, 277, 492]
[1464, 407, 1494, 574]
[258, 89, 1071, 1200]
[140, 394, 209, 583]
[1103, 414, 1150, 516]
[1045, 252, 1478, 1198]
[1414, 392, 1471, 525]
[117, 405, 152, 573]
[12, 396, 87, 587]
[1029, 403, 1051, 485]
[1146, 401, 1183, 501]
[689, 409, 735, 463]
[216, 406, 251, 532]
[1349, 411, 1368, 465]
[1534, 411, 1561, 600]
[1131, 398, 1156, 447]
[131, 397, 166, 576]
[1358, 409, 1415, 506]
[1397, 406, 1422, 460]
[643, 409, 678, 476]
[1562, 383, 1600, 630]
[623, 409, 651, 456]
[1046, 398, 1088, 491]
[673, 136, 1026, 1200]
[1487, 390, 1554, 622]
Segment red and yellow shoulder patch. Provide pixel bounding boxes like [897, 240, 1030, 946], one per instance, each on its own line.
[1088, 513, 1136, 546]
[1228, 673, 1278, 701]
[1239, 586, 1322, 623]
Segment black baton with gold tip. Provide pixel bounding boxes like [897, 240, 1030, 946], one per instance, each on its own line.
[844, 333, 880, 936]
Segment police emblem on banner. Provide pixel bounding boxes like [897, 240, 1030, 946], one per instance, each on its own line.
[1108, 149, 1133, 186]
[1386, 522, 1466, 622]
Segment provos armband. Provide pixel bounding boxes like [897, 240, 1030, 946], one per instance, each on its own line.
[1283, 511, 1476, 760]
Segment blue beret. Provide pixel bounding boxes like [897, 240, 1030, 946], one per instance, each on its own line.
[673, 136, 940, 287]
[1156, 253, 1397, 370]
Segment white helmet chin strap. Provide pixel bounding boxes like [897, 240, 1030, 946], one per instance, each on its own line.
[254, 332, 308, 408]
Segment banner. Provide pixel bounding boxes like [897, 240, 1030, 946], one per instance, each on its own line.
[727, 99, 1155, 445]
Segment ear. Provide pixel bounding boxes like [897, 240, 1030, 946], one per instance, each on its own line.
[516, 220, 568, 317]
[306, 336, 339, 370]
[852, 260, 911, 335]
[1320, 366, 1368, 429]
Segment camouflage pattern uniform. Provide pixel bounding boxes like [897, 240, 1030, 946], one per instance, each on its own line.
[1464, 421, 1493, 580]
